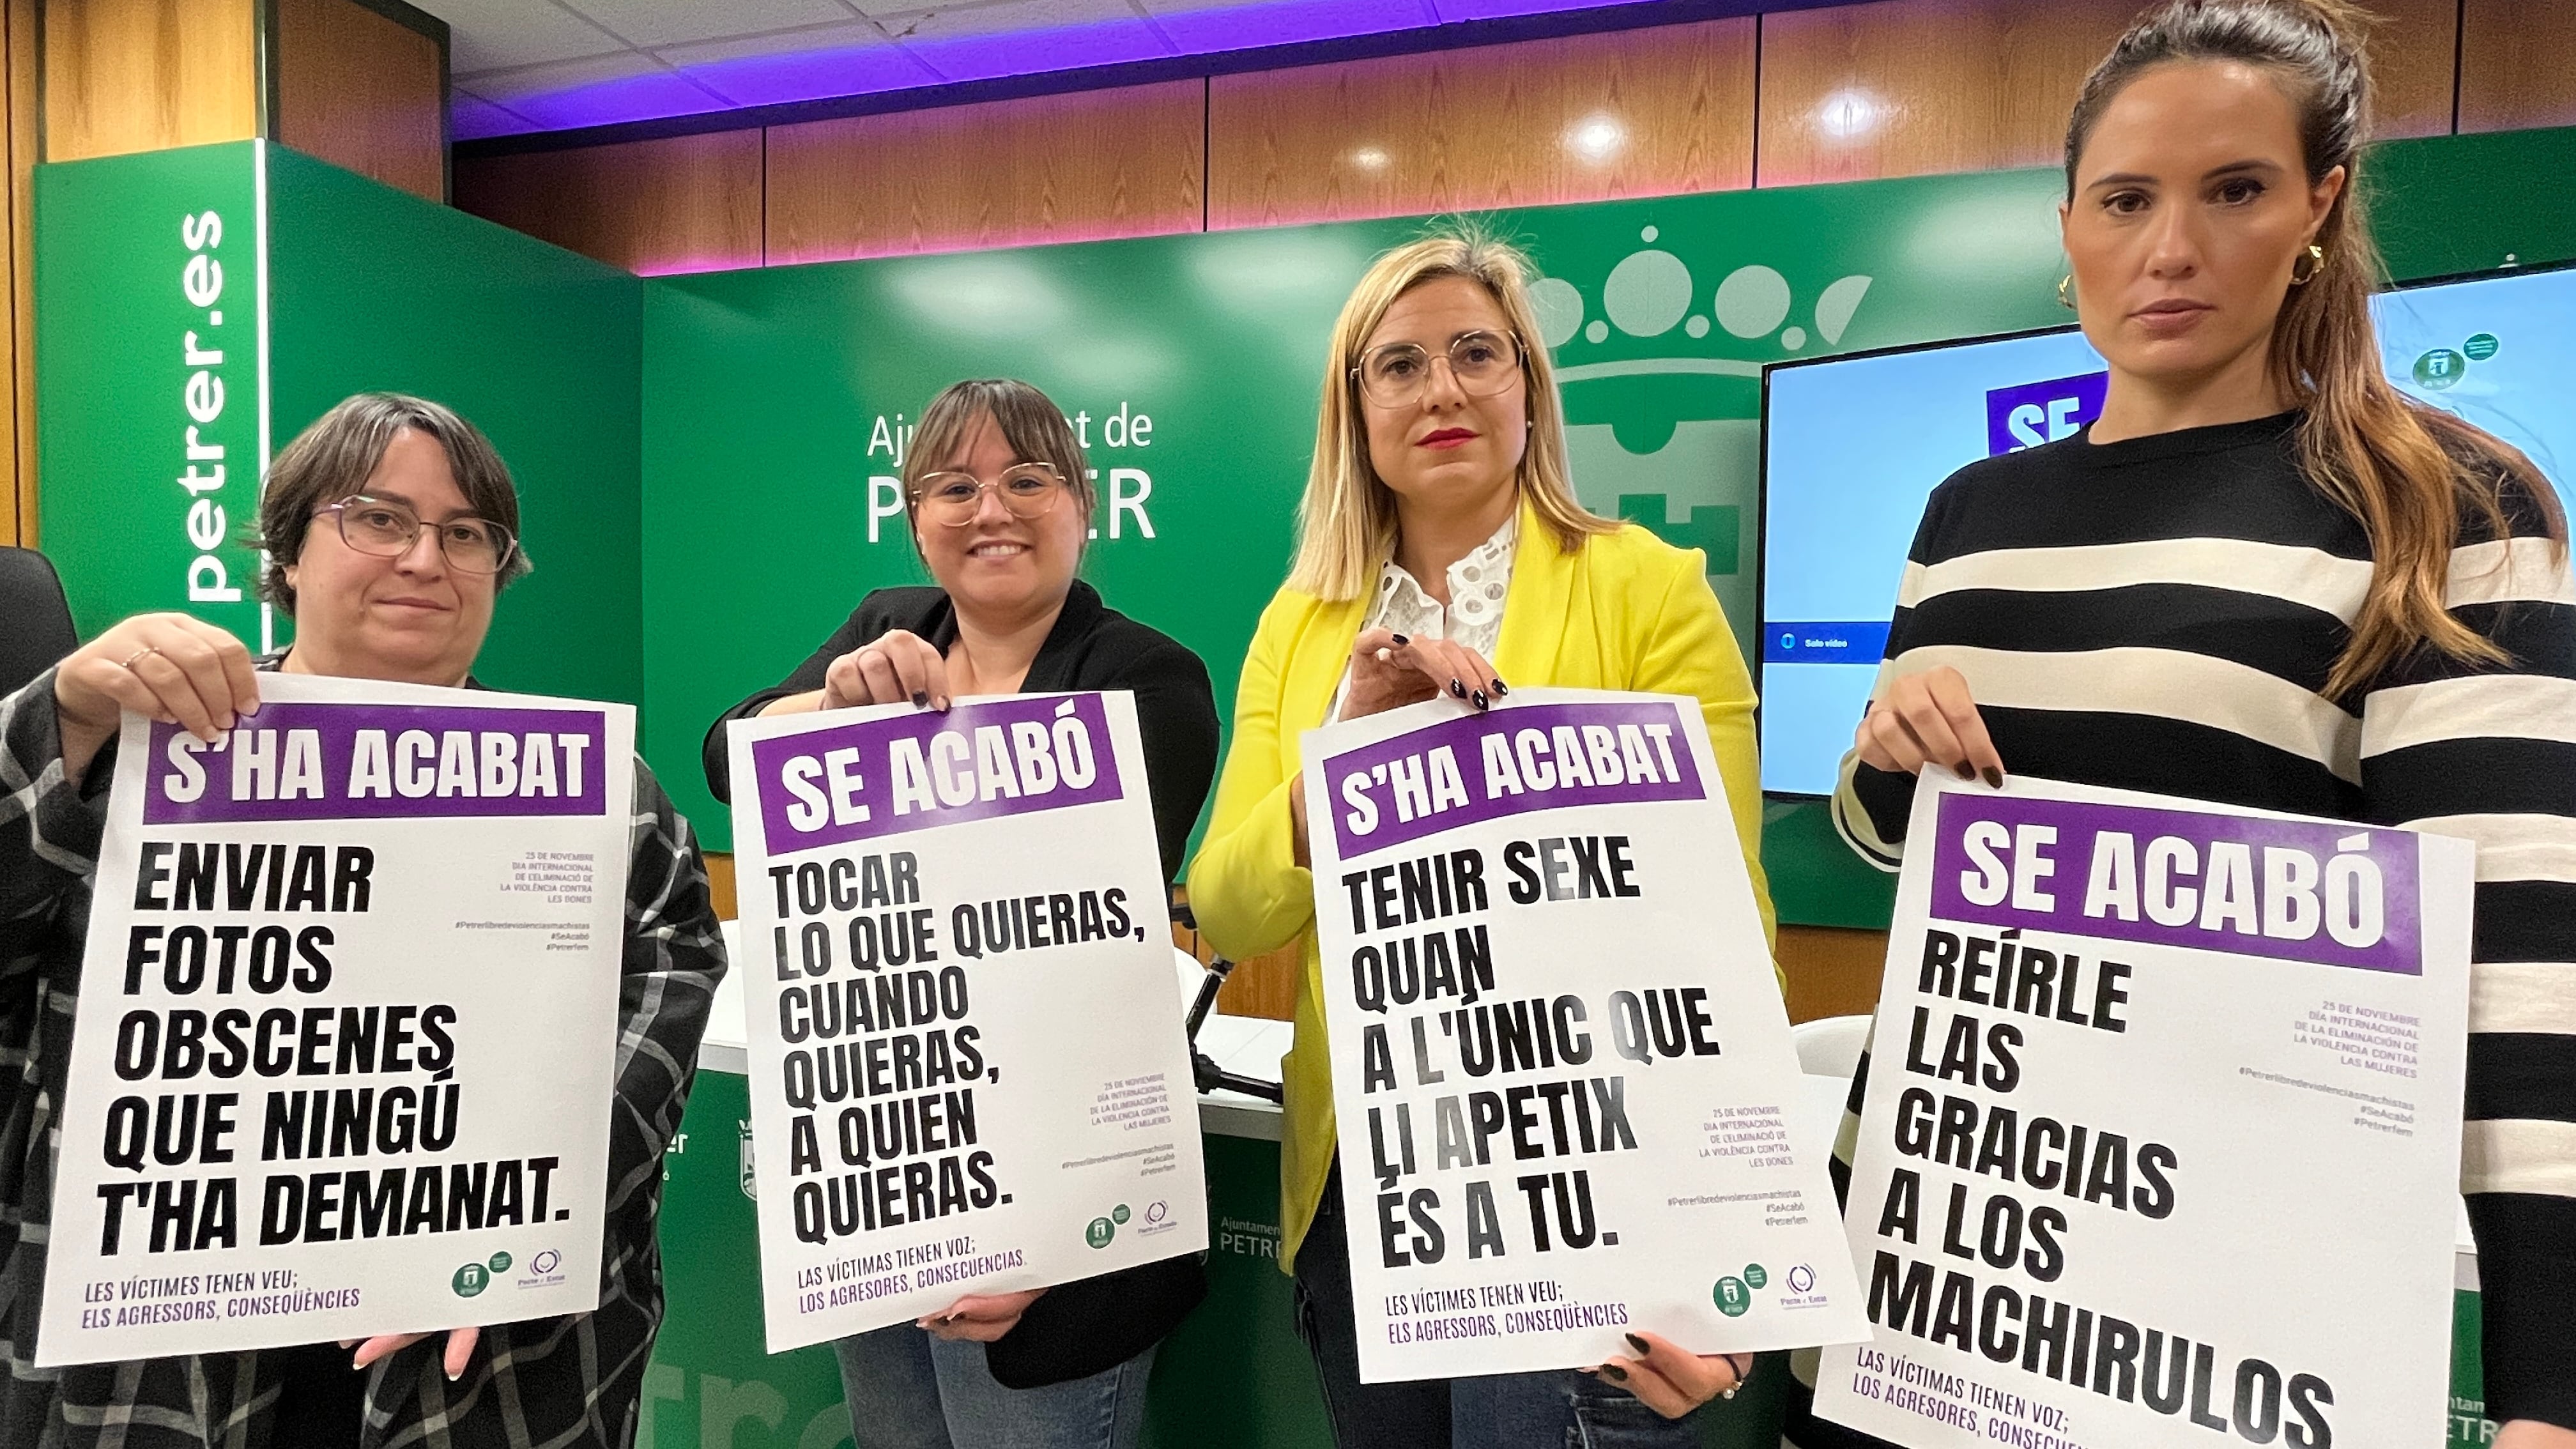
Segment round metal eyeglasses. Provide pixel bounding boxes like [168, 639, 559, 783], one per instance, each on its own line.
[314, 496, 517, 574]
[1350, 329, 1524, 408]
[910, 462, 1070, 526]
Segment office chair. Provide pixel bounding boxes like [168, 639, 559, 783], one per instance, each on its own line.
[0, 546, 79, 698]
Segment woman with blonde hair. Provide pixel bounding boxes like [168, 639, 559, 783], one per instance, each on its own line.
[1188, 231, 1776, 1446]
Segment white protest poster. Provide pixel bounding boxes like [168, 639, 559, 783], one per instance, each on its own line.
[40, 672, 634, 1365]
[1303, 687, 1870, 1383]
[1814, 774, 2473, 1449]
[726, 691, 1208, 1352]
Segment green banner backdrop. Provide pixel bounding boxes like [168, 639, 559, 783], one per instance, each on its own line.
[638, 125, 2576, 928]
[36, 140, 647, 706]
[37, 129, 2576, 927]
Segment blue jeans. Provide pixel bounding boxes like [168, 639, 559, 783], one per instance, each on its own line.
[832, 1322, 1156, 1449]
[1450, 1369, 1705, 1449]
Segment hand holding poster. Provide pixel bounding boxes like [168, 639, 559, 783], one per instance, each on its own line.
[1302, 687, 1869, 1383]
[40, 673, 634, 1365]
[1814, 774, 2474, 1449]
[726, 691, 1208, 1351]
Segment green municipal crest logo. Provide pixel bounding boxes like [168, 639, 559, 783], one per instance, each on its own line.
[1085, 1216, 1116, 1249]
[452, 1262, 489, 1298]
[487, 1251, 512, 1275]
[2414, 348, 2468, 390]
[1713, 1276, 1750, 1317]
[1530, 221, 1879, 661]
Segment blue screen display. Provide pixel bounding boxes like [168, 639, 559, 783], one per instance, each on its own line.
[1758, 264, 2576, 797]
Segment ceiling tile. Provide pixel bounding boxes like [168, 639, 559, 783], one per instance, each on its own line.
[1429, 0, 1645, 22]
[499, 69, 737, 130]
[903, 18, 1175, 82]
[867, 0, 1128, 32]
[663, 23, 945, 104]
[448, 89, 538, 141]
[457, 47, 670, 100]
[871, 0, 1175, 81]
[454, 49, 735, 130]
[560, 0, 859, 47]
[417, 0, 623, 72]
[1141, 0, 1436, 50]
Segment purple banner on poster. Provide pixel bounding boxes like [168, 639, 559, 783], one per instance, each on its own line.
[1322, 700, 1706, 859]
[749, 693, 1125, 853]
[141, 704, 611, 824]
[1927, 791, 2423, 973]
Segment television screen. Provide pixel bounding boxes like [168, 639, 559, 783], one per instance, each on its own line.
[1756, 262, 2576, 798]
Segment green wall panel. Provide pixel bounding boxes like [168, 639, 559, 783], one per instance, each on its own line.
[640, 165, 2080, 878]
[265, 146, 645, 707]
[37, 127, 2573, 930]
[35, 141, 645, 710]
[37, 142, 269, 648]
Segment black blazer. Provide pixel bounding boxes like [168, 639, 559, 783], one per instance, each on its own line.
[702, 580, 1218, 1388]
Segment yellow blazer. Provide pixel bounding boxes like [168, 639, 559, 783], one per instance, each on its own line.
[1186, 496, 1779, 1271]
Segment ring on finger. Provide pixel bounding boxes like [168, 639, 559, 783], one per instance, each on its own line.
[120, 645, 162, 671]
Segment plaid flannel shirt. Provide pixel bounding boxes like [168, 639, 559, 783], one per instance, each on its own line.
[0, 665, 727, 1447]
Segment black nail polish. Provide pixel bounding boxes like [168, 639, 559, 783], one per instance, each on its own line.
[1625, 1333, 1650, 1356]
[1982, 767, 2005, 789]
[1449, 678, 1466, 698]
[912, 691, 929, 707]
[1471, 690, 1488, 710]
[1954, 760, 1974, 779]
[1391, 633, 1409, 646]
[1491, 679, 1508, 696]
[1600, 1363, 1630, 1383]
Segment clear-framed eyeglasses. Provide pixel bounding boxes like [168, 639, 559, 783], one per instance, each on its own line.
[1351, 329, 1524, 408]
[314, 495, 518, 574]
[910, 462, 1070, 526]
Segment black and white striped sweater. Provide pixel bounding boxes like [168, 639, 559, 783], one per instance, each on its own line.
[1806, 410, 2576, 1432]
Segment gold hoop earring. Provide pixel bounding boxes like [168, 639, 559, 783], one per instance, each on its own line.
[2290, 244, 2325, 285]
[2057, 275, 2076, 310]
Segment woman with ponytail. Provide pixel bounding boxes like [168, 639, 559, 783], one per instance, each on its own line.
[1800, 2, 2576, 1445]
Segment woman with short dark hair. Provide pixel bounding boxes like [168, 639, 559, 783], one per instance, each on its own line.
[0, 392, 724, 1448]
[703, 377, 1220, 1449]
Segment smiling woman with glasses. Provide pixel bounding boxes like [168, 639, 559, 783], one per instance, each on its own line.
[701, 377, 1218, 1449]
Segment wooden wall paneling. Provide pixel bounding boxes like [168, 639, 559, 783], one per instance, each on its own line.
[273, 0, 447, 202]
[1777, 924, 1888, 1025]
[5, 0, 31, 548]
[44, 0, 260, 162]
[1207, 20, 1756, 231]
[1759, 0, 2459, 187]
[452, 130, 764, 274]
[764, 80, 1203, 265]
[2458, 0, 2576, 134]
[2362, 0, 2465, 141]
[704, 850, 737, 919]
[1758, 0, 2149, 187]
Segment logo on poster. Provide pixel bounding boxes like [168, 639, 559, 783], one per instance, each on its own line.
[515, 1248, 569, 1291]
